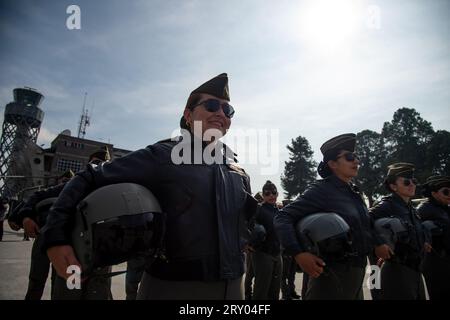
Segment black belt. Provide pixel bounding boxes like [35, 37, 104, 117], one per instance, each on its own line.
[148, 257, 221, 281]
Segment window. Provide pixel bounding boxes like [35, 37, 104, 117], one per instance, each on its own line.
[56, 158, 82, 173]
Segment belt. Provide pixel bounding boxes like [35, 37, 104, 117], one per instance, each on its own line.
[148, 257, 221, 281]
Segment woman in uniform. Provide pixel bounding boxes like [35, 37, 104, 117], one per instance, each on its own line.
[417, 175, 450, 299]
[274, 133, 386, 300]
[370, 163, 430, 300]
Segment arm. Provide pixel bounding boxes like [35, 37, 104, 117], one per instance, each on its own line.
[42, 146, 162, 278]
[369, 199, 396, 259]
[273, 185, 327, 278]
[273, 185, 326, 256]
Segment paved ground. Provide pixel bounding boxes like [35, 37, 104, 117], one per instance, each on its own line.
[1, 222, 384, 300]
[0, 223, 126, 300]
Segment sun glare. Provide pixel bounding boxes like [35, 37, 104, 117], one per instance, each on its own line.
[299, 0, 363, 51]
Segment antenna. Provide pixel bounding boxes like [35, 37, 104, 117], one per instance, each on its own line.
[77, 92, 91, 139]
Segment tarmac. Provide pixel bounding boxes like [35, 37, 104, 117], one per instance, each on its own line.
[0, 223, 126, 300]
[1, 221, 399, 300]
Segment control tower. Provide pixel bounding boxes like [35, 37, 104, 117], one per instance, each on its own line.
[0, 87, 45, 198]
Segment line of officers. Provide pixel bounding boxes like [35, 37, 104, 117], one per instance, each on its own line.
[245, 134, 450, 300]
[5, 73, 450, 300]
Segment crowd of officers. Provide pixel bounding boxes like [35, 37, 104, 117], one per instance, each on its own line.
[1, 73, 449, 300]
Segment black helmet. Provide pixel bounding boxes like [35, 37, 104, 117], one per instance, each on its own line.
[374, 217, 409, 250]
[72, 183, 165, 275]
[295, 212, 354, 260]
[249, 223, 266, 247]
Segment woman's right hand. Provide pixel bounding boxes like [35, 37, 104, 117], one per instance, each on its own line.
[294, 252, 326, 278]
[375, 244, 394, 260]
[47, 245, 82, 279]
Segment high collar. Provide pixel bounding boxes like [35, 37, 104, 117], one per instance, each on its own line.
[391, 192, 412, 208]
[177, 131, 238, 164]
[262, 202, 278, 210]
[429, 196, 450, 211]
[328, 174, 353, 189]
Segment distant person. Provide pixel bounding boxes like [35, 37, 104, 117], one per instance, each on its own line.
[279, 199, 300, 300]
[275, 133, 386, 300]
[417, 175, 450, 300]
[244, 191, 264, 300]
[9, 170, 75, 300]
[251, 181, 282, 300]
[0, 197, 9, 241]
[370, 163, 430, 300]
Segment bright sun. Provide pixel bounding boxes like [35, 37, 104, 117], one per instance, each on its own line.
[299, 0, 362, 51]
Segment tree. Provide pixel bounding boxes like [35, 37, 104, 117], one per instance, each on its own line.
[426, 130, 450, 176]
[381, 108, 435, 182]
[281, 136, 317, 199]
[355, 130, 386, 206]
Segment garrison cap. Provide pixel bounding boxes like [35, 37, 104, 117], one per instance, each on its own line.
[89, 146, 111, 162]
[386, 162, 415, 178]
[190, 73, 230, 101]
[180, 73, 230, 129]
[320, 133, 356, 160]
[59, 169, 75, 179]
[423, 175, 450, 189]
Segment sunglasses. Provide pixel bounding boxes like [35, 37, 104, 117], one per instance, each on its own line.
[401, 177, 418, 187]
[191, 99, 235, 119]
[337, 152, 360, 162]
[439, 188, 450, 196]
[264, 191, 277, 196]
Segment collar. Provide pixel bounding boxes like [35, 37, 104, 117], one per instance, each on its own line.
[176, 132, 238, 164]
[391, 192, 412, 208]
[328, 174, 354, 190]
[262, 202, 278, 209]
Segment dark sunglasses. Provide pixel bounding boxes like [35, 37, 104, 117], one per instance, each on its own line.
[439, 188, 450, 196]
[191, 99, 235, 119]
[264, 191, 277, 196]
[402, 178, 418, 187]
[337, 152, 360, 162]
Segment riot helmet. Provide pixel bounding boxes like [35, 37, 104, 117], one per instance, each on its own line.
[374, 217, 409, 250]
[71, 183, 164, 275]
[295, 212, 354, 261]
[249, 223, 266, 247]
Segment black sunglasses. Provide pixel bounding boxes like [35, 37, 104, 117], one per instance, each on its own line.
[264, 191, 277, 196]
[191, 99, 235, 119]
[337, 152, 360, 162]
[402, 177, 418, 187]
[439, 188, 450, 196]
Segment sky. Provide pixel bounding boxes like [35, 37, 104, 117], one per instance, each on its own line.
[0, 0, 449, 197]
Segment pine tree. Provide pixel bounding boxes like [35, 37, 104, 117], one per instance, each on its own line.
[281, 136, 317, 199]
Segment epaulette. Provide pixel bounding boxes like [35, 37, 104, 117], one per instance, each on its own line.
[157, 136, 181, 144]
[228, 163, 247, 176]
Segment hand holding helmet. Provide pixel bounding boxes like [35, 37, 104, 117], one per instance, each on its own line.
[294, 252, 325, 278]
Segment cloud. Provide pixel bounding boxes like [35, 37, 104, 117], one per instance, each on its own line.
[36, 126, 58, 147]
